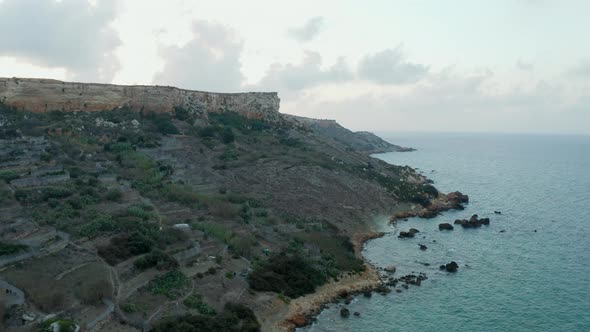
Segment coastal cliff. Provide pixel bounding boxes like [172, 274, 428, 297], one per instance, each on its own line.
[0, 77, 280, 121]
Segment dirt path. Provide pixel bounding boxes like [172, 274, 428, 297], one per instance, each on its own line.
[54, 262, 92, 280]
[146, 279, 196, 324]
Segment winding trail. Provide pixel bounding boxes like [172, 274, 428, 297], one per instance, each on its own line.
[146, 279, 196, 324]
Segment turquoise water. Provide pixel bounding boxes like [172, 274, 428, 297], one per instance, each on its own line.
[303, 133, 590, 332]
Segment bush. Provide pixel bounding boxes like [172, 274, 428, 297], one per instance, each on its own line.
[148, 270, 190, 299]
[104, 188, 123, 202]
[152, 303, 260, 332]
[221, 127, 235, 143]
[127, 204, 156, 220]
[98, 232, 154, 265]
[39, 318, 77, 332]
[134, 250, 179, 271]
[145, 112, 179, 135]
[160, 183, 201, 206]
[248, 252, 328, 298]
[193, 223, 231, 243]
[0, 242, 28, 256]
[174, 106, 191, 121]
[76, 213, 117, 238]
[0, 170, 19, 182]
[183, 294, 216, 316]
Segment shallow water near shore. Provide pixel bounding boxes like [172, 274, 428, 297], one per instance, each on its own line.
[301, 132, 590, 332]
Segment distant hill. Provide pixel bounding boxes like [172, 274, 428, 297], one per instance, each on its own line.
[288, 115, 415, 154]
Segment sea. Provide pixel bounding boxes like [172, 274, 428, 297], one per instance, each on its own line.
[301, 132, 590, 332]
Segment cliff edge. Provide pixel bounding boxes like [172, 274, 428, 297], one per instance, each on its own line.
[0, 77, 280, 121]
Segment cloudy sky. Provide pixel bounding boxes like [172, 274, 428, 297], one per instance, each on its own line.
[0, 0, 588, 134]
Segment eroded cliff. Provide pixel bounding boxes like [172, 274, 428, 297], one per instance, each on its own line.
[0, 77, 280, 121]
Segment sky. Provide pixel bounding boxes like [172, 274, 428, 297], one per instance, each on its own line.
[0, 0, 588, 134]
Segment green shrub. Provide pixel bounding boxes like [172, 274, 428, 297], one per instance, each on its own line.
[152, 303, 260, 332]
[148, 270, 190, 299]
[221, 127, 235, 143]
[104, 188, 123, 202]
[0, 242, 28, 256]
[98, 232, 155, 265]
[160, 183, 201, 206]
[39, 318, 78, 332]
[174, 106, 191, 121]
[183, 294, 217, 316]
[0, 170, 19, 182]
[145, 112, 179, 135]
[76, 213, 117, 238]
[123, 303, 138, 313]
[219, 148, 239, 161]
[127, 204, 156, 220]
[104, 142, 134, 153]
[193, 223, 231, 243]
[134, 250, 178, 271]
[248, 252, 328, 298]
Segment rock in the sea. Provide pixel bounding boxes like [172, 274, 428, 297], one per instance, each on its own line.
[398, 228, 420, 238]
[445, 261, 459, 272]
[344, 298, 352, 305]
[340, 308, 350, 318]
[384, 265, 396, 273]
[363, 291, 372, 298]
[419, 244, 428, 251]
[439, 265, 446, 270]
[455, 214, 491, 228]
[439, 223, 454, 230]
[354, 312, 361, 317]
[494, 211, 502, 214]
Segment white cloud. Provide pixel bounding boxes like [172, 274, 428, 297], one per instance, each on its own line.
[282, 68, 589, 134]
[287, 17, 324, 42]
[153, 21, 244, 92]
[0, 0, 121, 82]
[566, 60, 590, 78]
[516, 60, 534, 71]
[357, 47, 429, 85]
[253, 51, 352, 94]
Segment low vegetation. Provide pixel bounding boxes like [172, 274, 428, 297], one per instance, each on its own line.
[148, 270, 190, 299]
[134, 250, 178, 271]
[0, 242, 28, 256]
[152, 302, 260, 332]
[183, 294, 217, 316]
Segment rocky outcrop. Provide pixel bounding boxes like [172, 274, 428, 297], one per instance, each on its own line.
[340, 308, 350, 318]
[440, 261, 459, 272]
[390, 191, 470, 222]
[454, 214, 491, 228]
[398, 228, 420, 238]
[438, 223, 454, 231]
[0, 77, 280, 122]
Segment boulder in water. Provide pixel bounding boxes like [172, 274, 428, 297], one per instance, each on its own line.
[439, 223, 454, 230]
[398, 228, 420, 238]
[384, 265, 396, 273]
[445, 261, 459, 272]
[340, 308, 350, 318]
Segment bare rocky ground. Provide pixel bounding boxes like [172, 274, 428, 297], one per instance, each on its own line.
[0, 100, 444, 331]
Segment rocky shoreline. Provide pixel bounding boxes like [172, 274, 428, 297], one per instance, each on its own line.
[276, 192, 470, 331]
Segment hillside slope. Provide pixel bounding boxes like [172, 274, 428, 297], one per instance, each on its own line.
[0, 80, 452, 332]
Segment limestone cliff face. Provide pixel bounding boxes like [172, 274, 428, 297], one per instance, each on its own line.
[0, 77, 280, 121]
